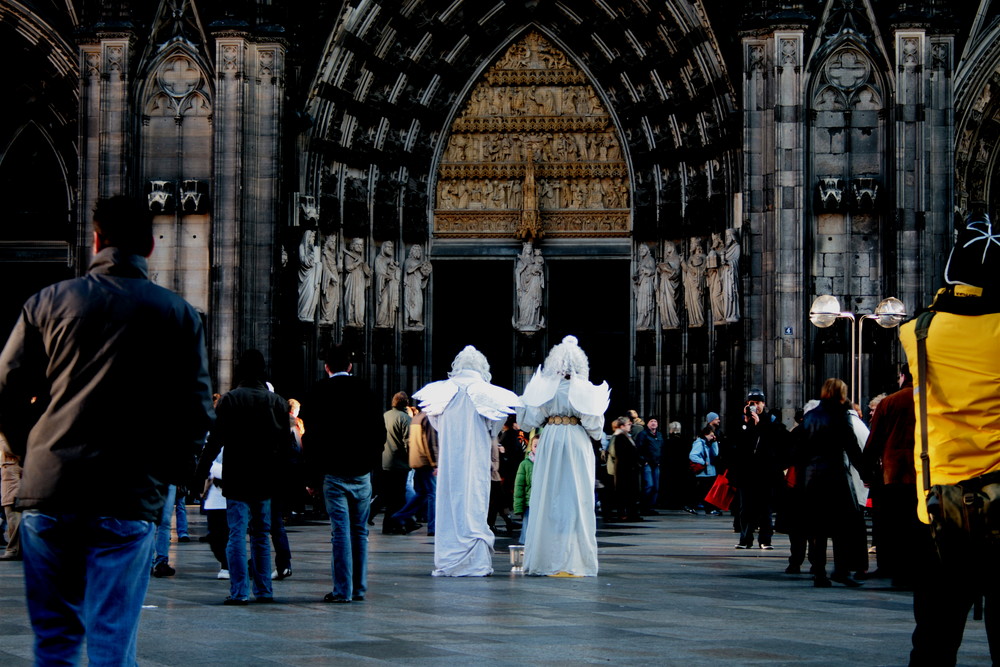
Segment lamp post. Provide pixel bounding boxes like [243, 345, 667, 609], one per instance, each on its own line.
[809, 295, 907, 407]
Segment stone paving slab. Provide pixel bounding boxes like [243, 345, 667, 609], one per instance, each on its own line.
[0, 509, 991, 665]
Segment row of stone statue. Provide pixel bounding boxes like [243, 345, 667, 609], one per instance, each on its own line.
[634, 230, 741, 330]
[444, 131, 622, 163]
[462, 84, 603, 118]
[295, 232, 432, 331]
[437, 177, 628, 211]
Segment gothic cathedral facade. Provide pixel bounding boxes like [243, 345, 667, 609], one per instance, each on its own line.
[1, 0, 997, 430]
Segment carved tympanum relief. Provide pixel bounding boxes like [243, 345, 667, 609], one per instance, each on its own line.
[434, 31, 629, 238]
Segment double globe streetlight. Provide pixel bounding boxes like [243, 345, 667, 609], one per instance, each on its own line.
[809, 295, 907, 407]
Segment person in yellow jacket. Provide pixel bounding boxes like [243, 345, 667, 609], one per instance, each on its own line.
[898, 212, 1000, 667]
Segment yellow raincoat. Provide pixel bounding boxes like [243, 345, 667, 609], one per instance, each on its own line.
[900, 310, 1000, 523]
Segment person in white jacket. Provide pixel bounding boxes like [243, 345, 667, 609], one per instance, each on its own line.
[518, 336, 610, 577]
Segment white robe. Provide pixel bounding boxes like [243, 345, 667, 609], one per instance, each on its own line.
[518, 372, 609, 576]
[414, 370, 520, 577]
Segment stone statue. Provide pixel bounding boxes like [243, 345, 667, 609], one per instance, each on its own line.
[682, 238, 706, 328]
[707, 232, 725, 325]
[374, 240, 401, 329]
[318, 234, 342, 326]
[343, 237, 371, 328]
[296, 228, 322, 323]
[633, 244, 656, 331]
[722, 228, 741, 323]
[514, 241, 545, 332]
[657, 241, 681, 329]
[403, 244, 432, 331]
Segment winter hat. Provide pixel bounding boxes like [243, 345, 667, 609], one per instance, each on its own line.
[705, 411, 720, 424]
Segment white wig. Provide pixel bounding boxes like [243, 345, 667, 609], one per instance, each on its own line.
[448, 345, 491, 383]
[542, 335, 589, 380]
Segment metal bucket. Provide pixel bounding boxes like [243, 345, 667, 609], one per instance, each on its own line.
[509, 544, 525, 573]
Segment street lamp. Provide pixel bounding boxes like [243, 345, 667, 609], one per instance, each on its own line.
[809, 295, 906, 407]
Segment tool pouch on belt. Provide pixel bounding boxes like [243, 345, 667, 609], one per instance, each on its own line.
[926, 472, 1000, 567]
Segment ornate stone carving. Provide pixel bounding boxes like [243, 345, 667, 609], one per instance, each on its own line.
[145, 52, 212, 119]
[296, 229, 322, 323]
[435, 31, 629, 239]
[513, 241, 545, 332]
[779, 39, 797, 66]
[403, 245, 432, 331]
[722, 228, 740, 324]
[707, 233, 724, 325]
[852, 178, 879, 211]
[299, 194, 319, 224]
[343, 238, 371, 328]
[318, 234, 342, 326]
[147, 180, 174, 213]
[901, 37, 920, 66]
[682, 238, 706, 328]
[258, 49, 275, 78]
[634, 244, 656, 331]
[374, 240, 400, 328]
[818, 178, 845, 211]
[657, 241, 681, 330]
[222, 44, 239, 73]
[748, 45, 765, 73]
[180, 179, 205, 213]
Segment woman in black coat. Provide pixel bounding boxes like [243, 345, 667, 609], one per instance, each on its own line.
[798, 378, 866, 587]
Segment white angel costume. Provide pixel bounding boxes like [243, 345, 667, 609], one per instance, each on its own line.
[517, 336, 609, 577]
[413, 347, 521, 577]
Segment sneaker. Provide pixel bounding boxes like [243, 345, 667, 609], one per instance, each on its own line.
[351, 595, 365, 602]
[217, 569, 230, 580]
[734, 544, 750, 549]
[708, 510, 722, 516]
[830, 573, 862, 588]
[178, 535, 191, 543]
[151, 562, 175, 578]
[223, 596, 249, 606]
[760, 544, 774, 550]
[272, 568, 292, 580]
[323, 593, 351, 604]
[683, 506, 699, 515]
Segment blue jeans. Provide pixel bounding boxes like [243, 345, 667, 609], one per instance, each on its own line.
[270, 501, 291, 572]
[641, 464, 660, 511]
[21, 511, 155, 666]
[153, 484, 176, 567]
[174, 490, 188, 539]
[391, 467, 436, 533]
[226, 499, 272, 601]
[519, 507, 530, 544]
[323, 474, 371, 599]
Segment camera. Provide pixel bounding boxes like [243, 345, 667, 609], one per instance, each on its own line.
[744, 402, 757, 417]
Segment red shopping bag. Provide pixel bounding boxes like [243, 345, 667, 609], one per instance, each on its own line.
[704, 470, 736, 511]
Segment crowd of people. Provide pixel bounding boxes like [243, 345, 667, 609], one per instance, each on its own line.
[0, 195, 995, 667]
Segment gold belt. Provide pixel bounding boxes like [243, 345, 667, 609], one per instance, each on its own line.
[546, 416, 580, 425]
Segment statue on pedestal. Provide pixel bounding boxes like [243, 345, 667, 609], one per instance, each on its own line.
[344, 238, 371, 328]
[657, 241, 681, 330]
[682, 238, 706, 328]
[403, 245, 433, 331]
[375, 241, 401, 329]
[296, 228, 321, 323]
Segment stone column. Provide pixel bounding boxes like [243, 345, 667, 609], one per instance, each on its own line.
[77, 36, 132, 269]
[211, 35, 287, 388]
[743, 28, 807, 425]
[894, 29, 954, 316]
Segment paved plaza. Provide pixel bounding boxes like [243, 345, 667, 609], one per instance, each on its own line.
[0, 508, 990, 666]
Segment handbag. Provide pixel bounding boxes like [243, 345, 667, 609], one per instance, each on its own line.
[704, 470, 736, 510]
[689, 461, 706, 475]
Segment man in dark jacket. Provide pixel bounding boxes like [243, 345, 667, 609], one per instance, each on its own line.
[731, 390, 787, 549]
[634, 416, 664, 514]
[301, 345, 386, 603]
[196, 349, 289, 605]
[0, 196, 214, 664]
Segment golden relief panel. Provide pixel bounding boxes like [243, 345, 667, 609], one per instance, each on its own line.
[434, 31, 630, 239]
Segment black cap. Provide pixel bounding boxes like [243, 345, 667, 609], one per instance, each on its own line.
[944, 213, 997, 294]
[747, 389, 765, 402]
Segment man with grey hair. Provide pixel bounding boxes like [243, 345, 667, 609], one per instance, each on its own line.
[413, 346, 520, 576]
